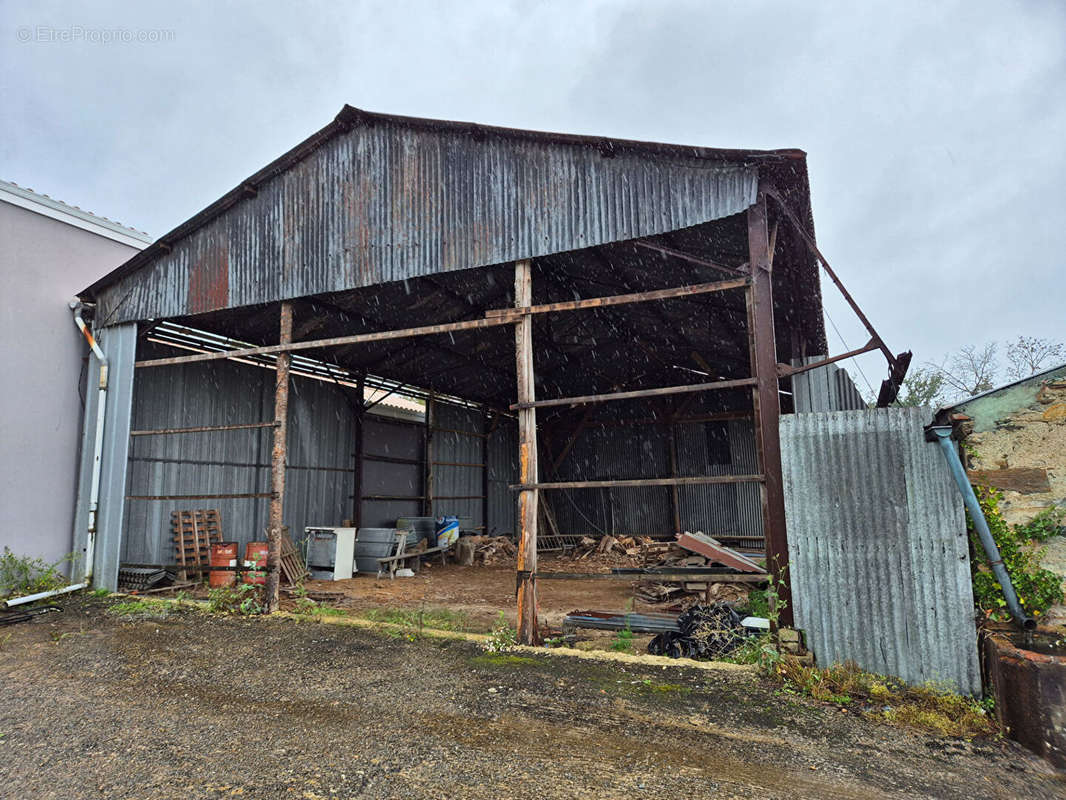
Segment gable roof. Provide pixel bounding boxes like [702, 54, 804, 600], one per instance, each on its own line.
[81, 105, 814, 327]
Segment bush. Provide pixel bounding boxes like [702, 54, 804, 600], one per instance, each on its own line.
[484, 612, 517, 652]
[969, 488, 1064, 621]
[206, 583, 264, 615]
[0, 548, 72, 599]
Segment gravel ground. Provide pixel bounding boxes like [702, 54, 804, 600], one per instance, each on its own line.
[0, 598, 1062, 800]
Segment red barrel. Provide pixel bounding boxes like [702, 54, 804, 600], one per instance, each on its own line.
[243, 541, 269, 585]
[209, 542, 239, 587]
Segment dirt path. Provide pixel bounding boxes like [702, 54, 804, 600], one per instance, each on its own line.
[0, 599, 1061, 799]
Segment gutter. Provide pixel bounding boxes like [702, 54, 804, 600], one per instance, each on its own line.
[927, 426, 1035, 630]
[70, 300, 108, 586]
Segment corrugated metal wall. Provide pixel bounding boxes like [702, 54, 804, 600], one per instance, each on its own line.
[430, 402, 487, 530]
[359, 415, 423, 527]
[792, 355, 867, 412]
[780, 407, 980, 694]
[124, 345, 358, 563]
[96, 118, 758, 325]
[487, 420, 518, 537]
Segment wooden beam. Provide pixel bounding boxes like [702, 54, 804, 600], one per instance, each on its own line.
[134, 315, 517, 369]
[514, 259, 540, 645]
[537, 572, 768, 583]
[747, 192, 793, 626]
[129, 421, 277, 436]
[484, 277, 748, 319]
[632, 241, 749, 276]
[511, 474, 764, 491]
[510, 377, 756, 410]
[265, 301, 292, 614]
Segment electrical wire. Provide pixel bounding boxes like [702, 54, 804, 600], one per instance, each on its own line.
[824, 309, 877, 400]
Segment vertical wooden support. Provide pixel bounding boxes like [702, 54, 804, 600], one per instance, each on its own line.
[423, 394, 435, 517]
[514, 259, 540, 644]
[265, 301, 293, 613]
[746, 193, 794, 626]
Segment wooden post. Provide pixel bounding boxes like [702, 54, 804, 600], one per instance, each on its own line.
[514, 259, 540, 644]
[265, 301, 293, 613]
[746, 192, 793, 626]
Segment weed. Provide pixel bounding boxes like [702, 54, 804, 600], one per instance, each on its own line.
[206, 583, 264, 615]
[470, 653, 540, 668]
[90, 588, 110, 598]
[610, 627, 635, 653]
[484, 611, 517, 652]
[969, 488, 1063, 620]
[1016, 506, 1066, 542]
[361, 606, 469, 633]
[0, 632, 12, 651]
[0, 548, 75, 600]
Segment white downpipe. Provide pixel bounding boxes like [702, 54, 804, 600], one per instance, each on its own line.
[4, 583, 87, 608]
[70, 300, 108, 586]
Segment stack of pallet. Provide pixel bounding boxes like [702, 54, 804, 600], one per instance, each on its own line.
[172, 509, 222, 580]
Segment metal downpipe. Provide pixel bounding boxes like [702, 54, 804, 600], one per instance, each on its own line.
[928, 426, 1035, 630]
[70, 300, 108, 586]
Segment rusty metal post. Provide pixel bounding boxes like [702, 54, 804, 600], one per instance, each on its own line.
[746, 193, 794, 626]
[514, 259, 540, 644]
[265, 301, 293, 613]
[667, 415, 682, 535]
[423, 394, 434, 517]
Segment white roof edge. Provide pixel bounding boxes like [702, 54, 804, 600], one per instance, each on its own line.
[0, 179, 152, 249]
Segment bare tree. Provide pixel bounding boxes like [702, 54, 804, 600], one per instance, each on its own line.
[894, 366, 946, 408]
[933, 342, 999, 399]
[1004, 336, 1064, 381]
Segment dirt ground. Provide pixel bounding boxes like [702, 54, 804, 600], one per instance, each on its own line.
[291, 555, 725, 632]
[1, 598, 1062, 800]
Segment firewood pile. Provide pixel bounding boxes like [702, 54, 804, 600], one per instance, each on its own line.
[461, 535, 519, 565]
[561, 535, 672, 566]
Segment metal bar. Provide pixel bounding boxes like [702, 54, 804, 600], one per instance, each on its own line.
[747, 192, 793, 626]
[777, 339, 879, 377]
[764, 188, 894, 366]
[514, 259, 540, 645]
[423, 395, 434, 517]
[432, 495, 486, 500]
[632, 240, 749, 276]
[430, 461, 486, 468]
[134, 315, 517, 368]
[511, 474, 764, 491]
[484, 277, 749, 319]
[129, 421, 277, 436]
[127, 493, 274, 501]
[361, 494, 425, 502]
[266, 301, 292, 614]
[362, 453, 424, 466]
[510, 377, 756, 410]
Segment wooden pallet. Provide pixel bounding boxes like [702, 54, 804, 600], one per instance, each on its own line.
[172, 509, 223, 580]
[280, 529, 309, 585]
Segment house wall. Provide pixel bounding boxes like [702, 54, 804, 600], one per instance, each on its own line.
[0, 199, 144, 569]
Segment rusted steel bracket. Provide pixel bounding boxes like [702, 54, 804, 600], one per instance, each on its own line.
[632, 240, 749, 276]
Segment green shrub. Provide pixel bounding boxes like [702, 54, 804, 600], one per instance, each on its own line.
[206, 583, 264, 615]
[484, 612, 517, 652]
[1016, 506, 1066, 542]
[969, 488, 1064, 621]
[0, 548, 73, 599]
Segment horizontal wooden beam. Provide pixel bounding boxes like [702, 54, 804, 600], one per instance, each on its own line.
[484, 277, 749, 320]
[126, 492, 273, 501]
[129, 421, 277, 436]
[510, 474, 764, 491]
[777, 339, 879, 377]
[511, 377, 757, 410]
[135, 315, 517, 369]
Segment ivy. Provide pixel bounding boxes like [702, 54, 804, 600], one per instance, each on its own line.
[968, 488, 1064, 621]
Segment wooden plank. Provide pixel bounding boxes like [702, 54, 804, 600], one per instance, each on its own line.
[537, 572, 768, 583]
[511, 474, 764, 491]
[968, 467, 1051, 494]
[484, 277, 749, 319]
[510, 377, 757, 411]
[514, 259, 540, 645]
[129, 493, 273, 501]
[135, 314, 516, 369]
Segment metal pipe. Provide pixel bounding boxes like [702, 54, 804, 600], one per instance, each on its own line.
[4, 583, 87, 608]
[70, 300, 108, 585]
[928, 426, 1035, 630]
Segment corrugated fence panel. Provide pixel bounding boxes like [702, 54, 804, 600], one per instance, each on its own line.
[780, 407, 980, 694]
[360, 416, 423, 528]
[792, 355, 867, 412]
[487, 420, 518, 537]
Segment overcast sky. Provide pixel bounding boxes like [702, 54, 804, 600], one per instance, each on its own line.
[3, 0, 1064, 392]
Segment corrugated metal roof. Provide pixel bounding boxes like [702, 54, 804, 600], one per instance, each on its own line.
[82, 105, 815, 326]
[780, 407, 980, 694]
